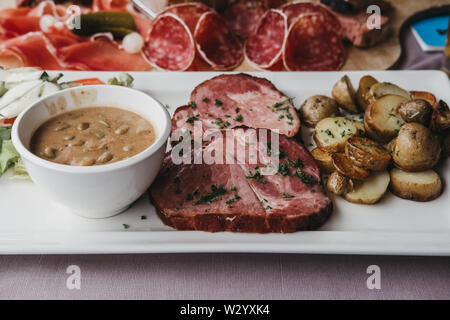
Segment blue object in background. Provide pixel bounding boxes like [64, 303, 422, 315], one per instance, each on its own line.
[411, 15, 449, 52]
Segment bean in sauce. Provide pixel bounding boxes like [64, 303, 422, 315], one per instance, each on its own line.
[30, 107, 156, 166]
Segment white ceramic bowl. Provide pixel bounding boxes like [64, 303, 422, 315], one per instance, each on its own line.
[12, 85, 171, 218]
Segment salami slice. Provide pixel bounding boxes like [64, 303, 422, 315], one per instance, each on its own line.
[144, 13, 195, 71]
[223, 0, 266, 39]
[280, 1, 342, 35]
[245, 9, 287, 70]
[159, 2, 212, 33]
[194, 12, 243, 70]
[283, 14, 344, 71]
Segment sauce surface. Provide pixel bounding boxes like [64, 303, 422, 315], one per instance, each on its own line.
[30, 107, 156, 166]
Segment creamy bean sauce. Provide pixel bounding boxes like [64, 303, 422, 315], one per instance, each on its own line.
[30, 107, 156, 166]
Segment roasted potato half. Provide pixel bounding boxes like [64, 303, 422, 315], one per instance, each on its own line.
[430, 100, 450, 133]
[311, 148, 335, 173]
[393, 123, 441, 171]
[366, 82, 411, 104]
[326, 171, 349, 196]
[410, 91, 437, 107]
[314, 117, 365, 152]
[344, 170, 390, 205]
[390, 168, 442, 202]
[356, 75, 378, 110]
[332, 153, 370, 180]
[332, 75, 359, 113]
[364, 94, 409, 142]
[345, 137, 391, 171]
[300, 95, 339, 127]
[397, 99, 432, 125]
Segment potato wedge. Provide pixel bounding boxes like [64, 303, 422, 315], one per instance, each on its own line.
[326, 171, 349, 196]
[430, 100, 450, 133]
[314, 117, 365, 152]
[393, 123, 441, 172]
[345, 137, 391, 171]
[332, 75, 359, 113]
[364, 94, 409, 142]
[332, 153, 370, 180]
[311, 148, 334, 174]
[356, 75, 378, 110]
[344, 170, 390, 205]
[300, 95, 339, 127]
[410, 91, 436, 107]
[390, 168, 442, 202]
[366, 82, 411, 104]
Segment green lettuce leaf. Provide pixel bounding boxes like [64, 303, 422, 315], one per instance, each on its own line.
[0, 139, 19, 174]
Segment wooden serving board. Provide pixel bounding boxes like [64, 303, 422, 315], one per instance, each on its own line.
[0, 0, 449, 70]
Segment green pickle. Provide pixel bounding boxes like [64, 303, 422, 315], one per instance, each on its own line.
[71, 12, 137, 39]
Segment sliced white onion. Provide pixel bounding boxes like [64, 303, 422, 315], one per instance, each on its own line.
[39, 14, 57, 33]
[122, 32, 144, 54]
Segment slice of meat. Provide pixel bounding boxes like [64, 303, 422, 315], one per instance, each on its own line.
[194, 11, 243, 70]
[280, 1, 342, 35]
[144, 13, 195, 71]
[59, 38, 151, 71]
[245, 9, 287, 70]
[283, 14, 345, 71]
[150, 128, 332, 233]
[159, 2, 212, 33]
[171, 73, 300, 139]
[334, 11, 391, 48]
[0, 32, 78, 70]
[222, 0, 266, 39]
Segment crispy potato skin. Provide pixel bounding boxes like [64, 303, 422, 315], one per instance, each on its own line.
[332, 75, 359, 113]
[390, 168, 442, 202]
[430, 100, 450, 133]
[344, 171, 390, 205]
[364, 94, 409, 142]
[311, 148, 335, 174]
[332, 153, 370, 180]
[300, 95, 339, 127]
[345, 137, 391, 171]
[410, 91, 437, 108]
[397, 99, 432, 125]
[393, 123, 441, 172]
[327, 171, 348, 196]
[366, 82, 411, 104]
[356, 75, 378, 110]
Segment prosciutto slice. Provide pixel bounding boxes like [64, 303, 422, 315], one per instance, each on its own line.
[0, 0, 152, 71]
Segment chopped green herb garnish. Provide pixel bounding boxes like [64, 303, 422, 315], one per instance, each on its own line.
[190, 101, 197, 109]
[246, 169, 266, 184]
[123, 224, 130, 229]
[215, 99, 223, 106]
[295, 169, 314, 186]
[194, 184, 227, 205]
[202, 97, 210, 102]
[186, 114, 199, 125]
[282, 193, 294, 198]
[234, 114, 243, 122]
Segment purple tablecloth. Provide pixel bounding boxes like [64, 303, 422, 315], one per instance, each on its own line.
[1, 28, 449, 301]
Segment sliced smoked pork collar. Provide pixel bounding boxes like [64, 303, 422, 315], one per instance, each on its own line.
[171, 73, 301, 141]
[150, 128, 332, 233]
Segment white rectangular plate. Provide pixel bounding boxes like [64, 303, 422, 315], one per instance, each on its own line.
[1, 70, 449, 255]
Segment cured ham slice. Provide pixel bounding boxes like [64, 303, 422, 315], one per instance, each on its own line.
[245, 9, 287, 70]
[60, 39, 151, 71]
[151, 128, 332, 233]
[283, 14, 344, 71]
[223, 0, 266, 39]
[0, 32, 77, 70]
[144, 13, 195, 71]
[171, 73, 300, 139]
[194, 11, 243, 70]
